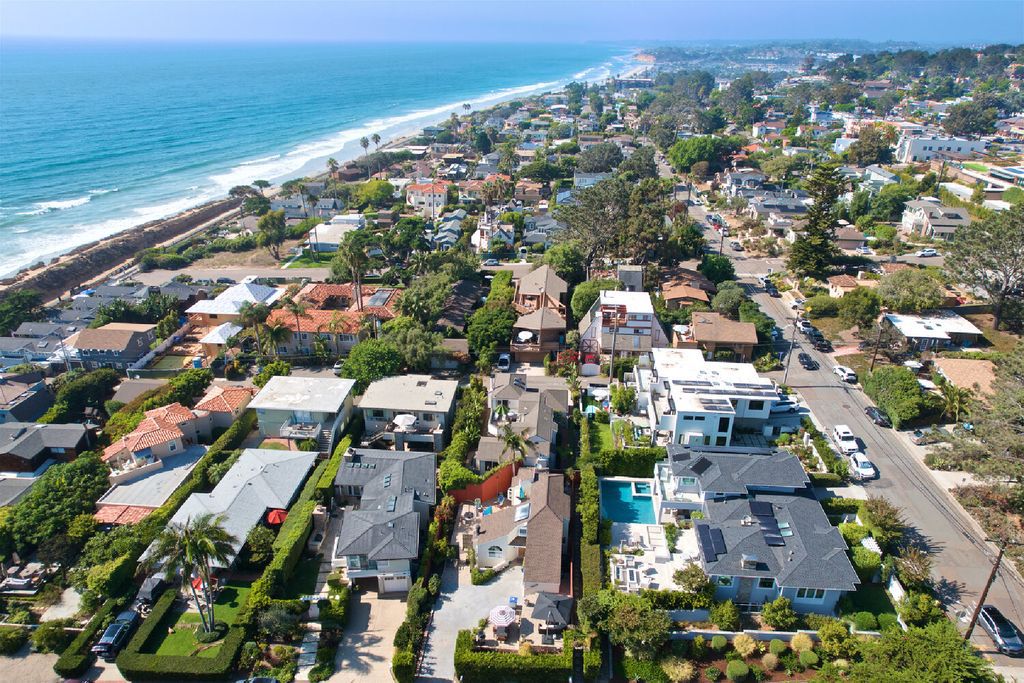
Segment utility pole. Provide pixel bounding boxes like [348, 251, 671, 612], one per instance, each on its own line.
[964, 540, 1012, 640]
[782, 318, 798, 385]
[869, 316, 886, 372]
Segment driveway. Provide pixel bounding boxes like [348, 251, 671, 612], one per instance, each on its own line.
[330, 590, 405, 683]
[417, 564, 524, 682]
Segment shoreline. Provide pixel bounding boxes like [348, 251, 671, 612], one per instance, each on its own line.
[1, 51, 641, 296]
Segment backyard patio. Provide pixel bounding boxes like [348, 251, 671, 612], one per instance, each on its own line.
[607, 521, 699, 594]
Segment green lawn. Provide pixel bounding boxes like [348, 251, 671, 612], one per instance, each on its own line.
[592, 421, 614, 452]
[808, 315, 854, 343]
[258, 440, 290, 450]
[839, 584, 897, 620]
[285, 250, 330, 268]
[150, 355, 190, 370]
[284, 555, 322, 599]
[964, 313, 1023, 353]
[148, 581, 252, 657]
[962, 162, 989, 172]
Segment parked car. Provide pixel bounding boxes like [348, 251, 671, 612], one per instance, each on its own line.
[915, 248, 938, 257]
[766, 286, 781, 297]
[796, 319, 814, 333]
[798, 353, 818, 370]
[91, 610, 140, 661]
[496, 352, 511, 371]
[332, 360, 344, 375]
[850, 452, 878, 480]
[812, 339, 833, 352]
[770, 398, 799, 413]
[865, 406, 892, 428]
[978, 604, 1024, 656]
[833, 365, 857, 383]
[215, 277, 236, 284]
[832, 424, 860, 455]
[730, 241, 744, 251]
[856, 246, 873, 255]
[482, 258, 500, 266]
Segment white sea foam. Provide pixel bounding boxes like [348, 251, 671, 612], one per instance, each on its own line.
[14, 188, 117, 216]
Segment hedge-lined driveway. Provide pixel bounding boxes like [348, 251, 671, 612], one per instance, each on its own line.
[331, 590, 405, 682]
[417, 564, 524, 682]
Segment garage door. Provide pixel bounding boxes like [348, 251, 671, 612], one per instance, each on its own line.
[379, 574, 410, 593]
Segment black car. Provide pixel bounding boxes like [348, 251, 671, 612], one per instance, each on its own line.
[812, 339, 833, 352]
[978, 605, 1024, 656]
[215, 277, 236, 284]
[864, 406, 892, 428]
[798, 353, 819, 370]
[91, 610, 139, 661]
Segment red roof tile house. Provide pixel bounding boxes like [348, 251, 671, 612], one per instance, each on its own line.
[102, 403, 211, 473]
[195, 385, 255, 431]
[268, 284, 401, 356]
[406, 182, 448, 217]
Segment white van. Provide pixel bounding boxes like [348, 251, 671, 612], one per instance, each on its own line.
[832, 425, 859, 455]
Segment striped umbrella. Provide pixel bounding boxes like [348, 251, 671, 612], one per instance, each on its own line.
[489, 605, 516, 627]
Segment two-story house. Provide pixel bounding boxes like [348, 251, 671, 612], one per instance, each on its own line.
[102, 402, 211, 472]
[476, 373, 569, 471]
[673, 312, 758, 362]
[332, 448, 437, 593]
[901, 199, 970, 241]
[510, 265, 568, 363]
[250, 376, 355, 453]
[358, 375, 459, 452]
[0, 371, 53, 423]
[472, 469, 571, 594]
[185, 282, 283, 327]
[0, 422, 89, 475]
[406, 182, 448, 217]
[69, 323, 156, 371]
[578, 290, 670, 359]
[632, 348, 781, 447]
[270, 194, 309, 220]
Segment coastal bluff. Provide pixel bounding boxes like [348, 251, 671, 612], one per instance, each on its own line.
[0, 198, 241, 303]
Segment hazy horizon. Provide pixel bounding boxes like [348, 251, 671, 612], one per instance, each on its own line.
[3, 0, 1022, 45]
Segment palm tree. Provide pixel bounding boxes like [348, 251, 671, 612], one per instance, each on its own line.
[359, 137, 370, 178]
[238, 301, 270, 358]
[940, 382, 973, 425]
[265, 321, 292, 357]
[371, 133, 381, 151]
[148, 513, 236, 633]
[463, 102, 471, 114]
[336, 237, 369, 311]
[409, 251, 432, 275]
[492, 402, 509, 423]
[282, 298, 309, 352]
[499, 423, 527, 462]
[326, 157, 340, 178]
[327, 311, 350, 356]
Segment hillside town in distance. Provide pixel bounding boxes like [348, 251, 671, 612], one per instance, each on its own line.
[2, 40, 1024, 683]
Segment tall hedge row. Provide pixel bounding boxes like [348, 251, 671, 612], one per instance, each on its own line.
[453, 629, 600, 682]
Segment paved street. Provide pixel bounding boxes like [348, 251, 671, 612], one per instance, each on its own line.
[131, 265, 331, 286]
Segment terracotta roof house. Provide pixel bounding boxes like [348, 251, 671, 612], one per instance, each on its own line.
[102, 402, 210, 472]
[675, 312, 758, 362]
[826, 275, 860, 298]
[662, 281, 712, 309]
[185, 283, 282, 326]
[933, 358, 998, 400]
[472, 470, 571, 594]
[195, 385, 255, 430]
[268, 285, 400, 356]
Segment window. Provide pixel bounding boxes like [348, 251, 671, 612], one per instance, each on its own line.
[169, 444, 176, 452]
[488, 546, 504, 558]
[50, 447, 66, 454]
[421, 413, 434, 422]
[715, 436, 727, 446]
[796, 588, 826, 600]
[678, 477, 696, 486]
[718, 417, 730, 432]
[372, 410, 385, 418]
[749, 400, 764, 411]
[717, 576, 733, 587]
[758, 578, 775, 589]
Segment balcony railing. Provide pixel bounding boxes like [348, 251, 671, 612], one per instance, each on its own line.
[510, 340, 560, 353]
[280, 421, 321, 440]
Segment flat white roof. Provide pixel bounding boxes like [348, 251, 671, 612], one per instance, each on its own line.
[599, 289, 655, 314]
[884, 311, 982, 340]
[186, 283, 282, 315]
[357, 374, 459, 413]
[646, 348, 777, 414]
[249, 376, 355, 413]
[311, 222, 360, 245]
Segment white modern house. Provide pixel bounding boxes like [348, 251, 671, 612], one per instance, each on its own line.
[309, 213, 366, 252]
[632, 348, 780, 447]
[358, 375, 459, 451]
[577, 290, 671, 358]
[894, 135, 986, 163]
[250, 376, 356, 453]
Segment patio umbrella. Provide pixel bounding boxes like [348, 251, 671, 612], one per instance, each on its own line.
[517, 330, 534, 342]
[591, 388, 610, 401]
[532, 592, 572, 629]
[489, 605, 516, 627]
[267, 509, 288, 525]
[393, 413, 417, 428]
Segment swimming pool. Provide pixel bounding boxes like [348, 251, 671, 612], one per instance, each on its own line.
[600, 479, 656, 525]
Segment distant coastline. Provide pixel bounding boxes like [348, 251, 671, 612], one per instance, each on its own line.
[1, 46, 644, 296]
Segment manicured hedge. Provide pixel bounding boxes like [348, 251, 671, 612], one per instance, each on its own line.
[584, 447, 667, 478]
[453, 629, 600, 682]
[619, 656, 670, 683]
[809, 472, 844, 487]
[392, 648, 415, 683]
[579, 466, 599, 545]
[53, 598, 126, 677]
[581, 542, 603, 597]
[820, 497, 864, 519]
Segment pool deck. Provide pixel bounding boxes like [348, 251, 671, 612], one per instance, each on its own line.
[608, 521, 700, 594]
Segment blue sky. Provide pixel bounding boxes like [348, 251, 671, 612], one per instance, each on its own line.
[2, 0, 1022, 44]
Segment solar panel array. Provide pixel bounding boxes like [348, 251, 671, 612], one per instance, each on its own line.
[365, 289, 396, 308]
[750, 500, 785, 546]
[696, 523, 728, 563]
[690, 457, 712, 475]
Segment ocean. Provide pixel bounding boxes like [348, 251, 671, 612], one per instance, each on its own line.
[0, 40, 631, 277]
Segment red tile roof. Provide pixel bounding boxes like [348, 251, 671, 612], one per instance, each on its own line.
[195, 386, 254, 414]
[102, 402, 197, 462]
[94, 505, 156, 525]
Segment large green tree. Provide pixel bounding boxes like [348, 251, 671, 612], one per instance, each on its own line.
[543, 242, 586, 287]
[255, 210, 286, 259]
[0, 289, 44, 335]
[945, 204, 1024, 329]
[852, 620, 996, 682]
[340, 339, 403, 392]
[554, 177, 630, 274]
[666, 135, 741, 173]
[787, 164, 844, 278]
[846, 125, 895, 166]
[578, 142, 624, 173]
[942, 100, 999, 137]
[601, 592, 670, 661]
[570, 278, 623, 321]
[876, 269, 946, 313]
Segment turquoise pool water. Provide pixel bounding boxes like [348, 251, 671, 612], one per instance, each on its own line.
[600, 479, 656, 525]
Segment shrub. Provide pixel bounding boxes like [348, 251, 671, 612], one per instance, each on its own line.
[817, 619, 856, 659]
[790, 632, 813, 653]
[726, 660, 750, 682]
[453, 629, 600, 682]
[798, 650, 819, 668]
[768, 638, 787, 655]
[877, 613, 899, 631]
[0, 627, 28, 655]
[749, 664, 766, 682]
[808, 472, 844, 487]
[851, 546, 883, 582]
[839, 522, 870, 547]
[761, 652, 779, 671]
[392, 648, 415, 683]
[661, 656, 696, 682]
[898, 590, 945, 626]
[760, 597, 798, 630]
[31, 620, 74, 653]
[710, 600, 740, 631]
[691, 635, 708, 661]
[53, 597, 125, 677]
[621, 656, 670, 683]
[852, 611, 879, 631]
[705, 665, 723, 681]
[711, 635, 728, 652]
[732, 633, 757, 657]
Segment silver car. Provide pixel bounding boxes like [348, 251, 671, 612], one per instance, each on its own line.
[979, 605, 1024, 656]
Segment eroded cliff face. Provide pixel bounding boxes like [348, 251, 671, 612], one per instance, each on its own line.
[1, 198, 241, 301]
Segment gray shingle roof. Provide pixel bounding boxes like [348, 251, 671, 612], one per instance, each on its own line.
[697, 493, 859, 592]
[0, 422, 88, 460]
[333, 448, 437, 562]
[666, 445, 809, 495]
